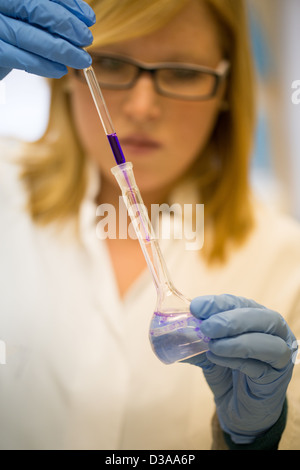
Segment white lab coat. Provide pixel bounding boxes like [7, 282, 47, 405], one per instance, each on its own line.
[0, 139, 300, 450]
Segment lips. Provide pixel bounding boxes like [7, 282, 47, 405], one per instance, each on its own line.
[120, 135, 162, 155]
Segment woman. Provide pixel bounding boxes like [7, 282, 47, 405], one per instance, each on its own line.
[0, 0, 300, 450]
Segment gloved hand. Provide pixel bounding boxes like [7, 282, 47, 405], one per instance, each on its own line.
[0, 0, 96, 80]
[186, 294, 297, 445]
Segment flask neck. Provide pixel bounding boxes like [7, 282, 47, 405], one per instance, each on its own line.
[145, 240, 174, 295]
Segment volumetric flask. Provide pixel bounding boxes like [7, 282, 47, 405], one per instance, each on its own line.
[112, 162, 209, 364]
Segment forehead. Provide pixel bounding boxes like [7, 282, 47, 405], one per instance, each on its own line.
[96, 0, 222, 65]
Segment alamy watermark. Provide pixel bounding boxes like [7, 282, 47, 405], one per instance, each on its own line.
[291, 80, 300, 105]
[95, 197, 204, 251]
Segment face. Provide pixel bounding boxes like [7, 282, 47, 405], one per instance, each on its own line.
[69, 0, 225, 198]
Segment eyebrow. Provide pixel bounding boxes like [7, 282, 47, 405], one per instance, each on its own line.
[90, 50, 219, 68]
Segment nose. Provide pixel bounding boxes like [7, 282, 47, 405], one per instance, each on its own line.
[122, 73, 161, 124]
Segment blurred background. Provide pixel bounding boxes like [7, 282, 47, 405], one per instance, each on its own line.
[248, 0, 300, 220]
[0, 0, 300, 219]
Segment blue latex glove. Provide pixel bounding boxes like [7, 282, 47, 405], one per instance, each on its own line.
[186, 294, 297, 445]
[0, 0, 96, 80]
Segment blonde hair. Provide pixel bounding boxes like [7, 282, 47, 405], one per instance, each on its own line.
[20, 0, 256, 263]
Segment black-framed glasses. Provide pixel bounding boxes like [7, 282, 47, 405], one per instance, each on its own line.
[76, 53, 230, 101]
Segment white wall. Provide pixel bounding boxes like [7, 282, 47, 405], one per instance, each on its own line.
[280, 0, 300, 219]
[0, 70, 50, 142]
[249, 0, 300, 219]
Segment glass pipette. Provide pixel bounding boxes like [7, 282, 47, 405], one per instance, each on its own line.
[83, 64, 209, 364]
[83, 66, 125, 165]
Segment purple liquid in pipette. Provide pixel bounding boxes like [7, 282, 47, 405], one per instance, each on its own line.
[107, 133, 126, 165]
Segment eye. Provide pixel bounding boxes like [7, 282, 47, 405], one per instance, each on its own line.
[92, 56, 137, 87]
[97, 57, 126, 72]
[164, 68, 202, 82]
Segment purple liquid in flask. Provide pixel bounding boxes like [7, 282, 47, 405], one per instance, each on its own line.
[149, 311, 210, 364]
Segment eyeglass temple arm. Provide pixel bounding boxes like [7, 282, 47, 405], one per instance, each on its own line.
[216, 60, 230, 77]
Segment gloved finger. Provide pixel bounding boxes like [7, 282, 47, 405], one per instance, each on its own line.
[183, 353, 234, 399]
[199, 307, 293, 344]
[50, 0, 96, 26]
[205, 351, 275, 380]
[209, 332, 293, 370]
[0, 16, 92, 70]
[182, 352, 214, 370]
[190, 294, 263, 320]
[0, 40, 67, 78]
[0, 0, 94, 46]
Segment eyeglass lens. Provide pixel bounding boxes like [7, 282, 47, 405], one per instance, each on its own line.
[91, 56, 218, 99]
